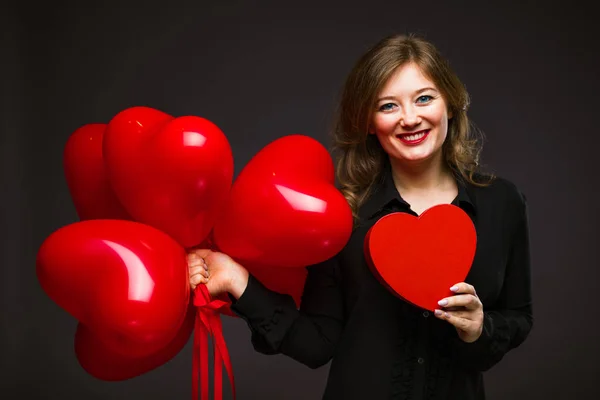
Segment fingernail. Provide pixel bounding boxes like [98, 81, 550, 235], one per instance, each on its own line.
[434, 309, 443, 316]
[438, 299, 448, 306]
[450, 286, 458, 292]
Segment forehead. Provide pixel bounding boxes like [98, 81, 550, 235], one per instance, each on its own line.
[379, 62, 437, 95]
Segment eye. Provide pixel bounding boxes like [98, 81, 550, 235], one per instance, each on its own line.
[416, 95, 434, 104]
[378, 103, 396, 112]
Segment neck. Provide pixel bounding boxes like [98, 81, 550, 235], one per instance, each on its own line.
[389, 151, 454, 193]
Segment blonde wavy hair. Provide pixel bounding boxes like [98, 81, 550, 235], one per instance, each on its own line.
[331, 33, 494, 225]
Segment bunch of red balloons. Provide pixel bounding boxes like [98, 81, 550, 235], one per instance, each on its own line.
[36, 106, 353, 382]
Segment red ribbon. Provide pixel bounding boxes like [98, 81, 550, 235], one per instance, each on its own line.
[192, 284, 236, 400]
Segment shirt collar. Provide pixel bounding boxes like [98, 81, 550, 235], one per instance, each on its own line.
[359, 162, 477, 221]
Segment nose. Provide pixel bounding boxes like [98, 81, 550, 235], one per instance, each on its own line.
[399, 105, 422, 128]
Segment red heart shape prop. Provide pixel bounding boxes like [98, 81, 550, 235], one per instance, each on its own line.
[103, 106, 234, 248]
[74, 301, 196, 381]
[212, 134, 353, 268]
[364, 204, 476, 311]
[63, 123, 131, 221]
[36, 219, 190, 358]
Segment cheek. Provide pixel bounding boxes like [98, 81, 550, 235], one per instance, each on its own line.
[441, 118, 449, 140]
[438, 119, 448, 139]
[372, 114, 397, 134]
[430, 109, 449, 137]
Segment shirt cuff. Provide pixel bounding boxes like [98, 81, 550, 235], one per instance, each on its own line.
[229, 273, 278, 319]
[452, 312, 509, 371]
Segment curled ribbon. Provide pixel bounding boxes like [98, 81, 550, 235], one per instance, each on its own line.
[192, 284, 236, 400]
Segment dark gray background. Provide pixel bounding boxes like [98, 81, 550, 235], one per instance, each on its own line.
[2, 0, 599, 399]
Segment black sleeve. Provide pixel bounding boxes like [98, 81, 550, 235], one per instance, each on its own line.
[229, 256, 345, 369]
[453, 192, 534, 371]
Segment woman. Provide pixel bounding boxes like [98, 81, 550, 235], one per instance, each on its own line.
[188, 34, 533, 400]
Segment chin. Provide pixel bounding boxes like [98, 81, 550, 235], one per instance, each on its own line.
[396, 149, 433, 162]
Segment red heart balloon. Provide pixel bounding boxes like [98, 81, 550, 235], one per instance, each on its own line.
[364, 204, 476, 311]
[246, 264, 308, 308]
[103, 106, 234, 248]
[36, 219, 190, 358]
[74, 301, 196, 381]
[63, 123, 131, 221]
[212, 135, 353, 268]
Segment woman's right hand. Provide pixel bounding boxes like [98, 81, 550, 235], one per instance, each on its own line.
[187, 249, 249, 299]
[187, 250, 209, 291]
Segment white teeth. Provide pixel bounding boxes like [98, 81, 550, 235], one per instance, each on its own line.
[402, 131, 426, 141]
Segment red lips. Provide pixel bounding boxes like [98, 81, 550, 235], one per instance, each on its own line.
[396, 129, 429, 145]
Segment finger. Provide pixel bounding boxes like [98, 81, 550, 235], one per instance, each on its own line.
[438, 294, 481, 310]
[197, 258, 208, 273]
[188, 260, 204, 273]
[438, 309, 473, 320]
[190, 273, 208, 287]
[190, 266, 209, 279]
[187, 253, 202, 265]
[189, 266, 207, 279]
[188, 252, 206, 260]
[188, 256, 203, 265]
[449, 282, 477, 296]
[189, 254, 202, 265]
[191, 248, 212, 259]
[190, 268, 210, 279]
[434, 309, 472, 331]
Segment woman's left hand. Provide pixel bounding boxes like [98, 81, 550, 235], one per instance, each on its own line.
[435, 282, 484, 343]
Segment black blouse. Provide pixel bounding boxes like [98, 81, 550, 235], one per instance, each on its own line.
[229, 167, 533, 400]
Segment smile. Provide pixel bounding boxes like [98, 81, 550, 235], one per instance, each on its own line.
[396, 130, 430, 145]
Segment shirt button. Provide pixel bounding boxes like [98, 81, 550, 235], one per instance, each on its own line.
[417, 357, 425, 364]
[422, 311, 429, 318]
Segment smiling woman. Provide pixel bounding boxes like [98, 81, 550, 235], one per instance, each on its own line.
[334, 34, 487, 222]
[368, 62, 458, 215]
[371, 63, 451, 163]
[188, 33, 533, 400]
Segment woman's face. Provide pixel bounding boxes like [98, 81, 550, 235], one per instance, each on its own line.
[370, 62, 452, 165]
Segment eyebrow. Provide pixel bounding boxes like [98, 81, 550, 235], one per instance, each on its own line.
[377, 87, 439, 102]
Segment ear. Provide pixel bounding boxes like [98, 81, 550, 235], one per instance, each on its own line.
[448, 109, 453, 120]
